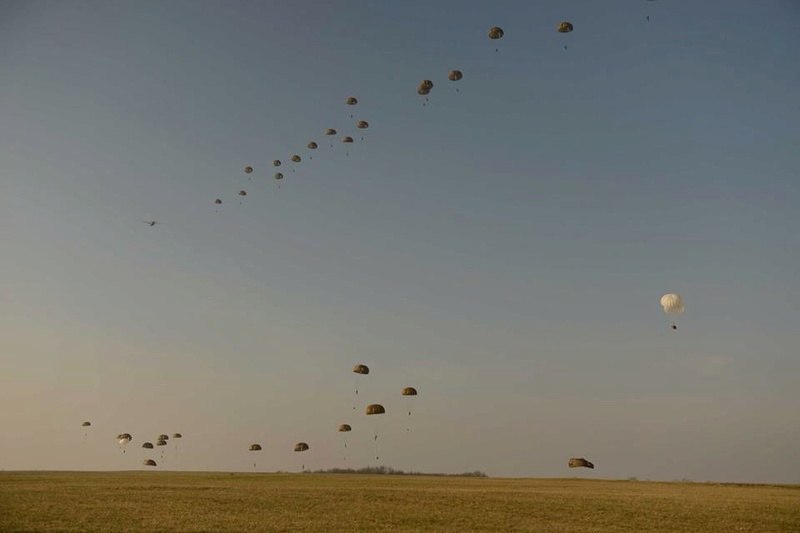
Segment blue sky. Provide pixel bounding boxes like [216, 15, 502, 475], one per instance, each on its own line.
[2, 0, 799, 482]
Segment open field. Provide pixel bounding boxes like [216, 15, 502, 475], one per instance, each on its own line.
[2, 472, 799, 532]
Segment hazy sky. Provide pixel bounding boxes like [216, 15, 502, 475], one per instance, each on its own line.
[2, 0, 799, 483]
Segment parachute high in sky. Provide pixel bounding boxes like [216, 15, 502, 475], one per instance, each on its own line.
[356, 121, 369, 129]
[81, 421, 91, 427]
[660, 293, 684, 330]
[568, 457, 595, 469]
[142, 442, 154, 449]
[172, 433, 182, 439]
[273, 160, 281, 167]
[558, 22, 574, 50]
[244, 166, 253, 174]
[249, 444, 261, 451]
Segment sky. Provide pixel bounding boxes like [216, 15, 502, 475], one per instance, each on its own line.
[1, 0, 799, 483]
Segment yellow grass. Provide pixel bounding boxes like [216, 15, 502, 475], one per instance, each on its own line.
[1, 472, 798, 532]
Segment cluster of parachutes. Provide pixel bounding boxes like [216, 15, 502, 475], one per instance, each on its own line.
[79, 427, 183, 468]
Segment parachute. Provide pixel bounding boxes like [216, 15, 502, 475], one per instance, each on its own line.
[366, 404, 385, 415]
[356, 121, 369, 129]
[338, 424, 352, 432]
[244, 166, 253, 174]
[156, 439, 167, 447]
[448, 70, 463, 81]
[307, 142, 318, 149]
[214, 199, 222, 205]
[488, 27, 504, 39]
[291, 155, 301, 163]
[342, 136, 354, 143]
[365, 405, 386, 461]
[117, 433, 132, 453]
[402, 387, 417, 396]
[249, 444, 262, 451]
[338, 424, 351, 462]
[558, 22, 574, 50]
[294, 442, 309, 452]
[660, 293, 684, 330]
[568, 457, 594, 469]
[159, 434, 169, 441]
[273, 160, 281, 167]
[345, 96, 358, 106]
[353, 364, 369, 375]
[239, 190, 247, 196]
[172, 433, 182, 439]
[142, 442, 154, 449]
[81, 421, 91, 427]
[143, 459, 157, 467]
[325, 128, 337, 135]
[274, 172, 284, 180]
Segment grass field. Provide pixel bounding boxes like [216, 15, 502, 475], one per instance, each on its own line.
[2, 472, 799, 532]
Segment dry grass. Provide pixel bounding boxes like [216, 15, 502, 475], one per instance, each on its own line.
[1, 472, 798, 532]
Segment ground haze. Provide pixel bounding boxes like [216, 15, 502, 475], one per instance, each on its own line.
[2, 472, 798, 532]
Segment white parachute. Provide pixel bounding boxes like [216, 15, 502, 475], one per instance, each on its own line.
[660, 293, 684, 330]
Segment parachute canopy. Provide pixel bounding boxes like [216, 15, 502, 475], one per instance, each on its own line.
[402, 387, 418, 396]
[294, 442, 309, 452]
[356, 121, 369, 129]
[117, 433, 132, 442]
[81, 421, 91, 427]
[249, 444, 262, 451]
[338, 424, 352, 432]
[660, 293, 685, 315]
[159, 434, 169, 441]
[156, 439, 167, 447]
[558, 22, 574, 33]
[342, 136, 354, 143]
[448, 70, 463, 81]
[325, 128, 337, 135]
[307, 141, 318, 149]
[172, 433, 182, 439]
[244, 166, 253, 174]
[239, 190, 247, 196]
[273, 160, 281, 167]
[214, 199, 222, 205]
[353, 364, 369, 375]
[142, 442, 154, 449]
[366, 404, 385, 415]
[291, 155, 301, 163]
[568, 457, 594, 469]
[143, 459, 157, 467]
[488, 27, 504, 39]
[274, 172, 284, 180]
[345, 96, 358, 105]
[417, 80, 434, 95]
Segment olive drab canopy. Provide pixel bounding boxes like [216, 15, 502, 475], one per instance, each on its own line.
[82, 421, 91, 427]
[142, 442, 154, 449]
[249, 444, 262, 451]
[172, 433, 182, 439]
[488, 27, 504, 39]
[366, 404, 385, 415]
[239, 190, 247, 196]
[569, 457, 594, 469]
[143, 459, 157, 467]
[273, 160, 281, 167]
[307, 141, 318, 149]
[356, 121, 369, 129]
[401, 387, 418, 396]
[325, 128, 337, 135]
[342, 136, 354, 143]
[294, 442, 309, 452]
[214, 199, 222, 205]
[274, 172, 284, 180]
[558, 22, 574, 33]
[448, 70, 463, 81]
[353, 364, 369, 375]
[338, 424, 352, 432]
[345, 96, 358, 105]
[291, 155, 301, 163]
[244, 166, 253, 174]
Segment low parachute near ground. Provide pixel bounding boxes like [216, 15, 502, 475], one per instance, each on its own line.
[118, 433, 132, 453]
[568, 458, 594, 469]
[143, 459, 157, 467]
[294, 442, 309, 452]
